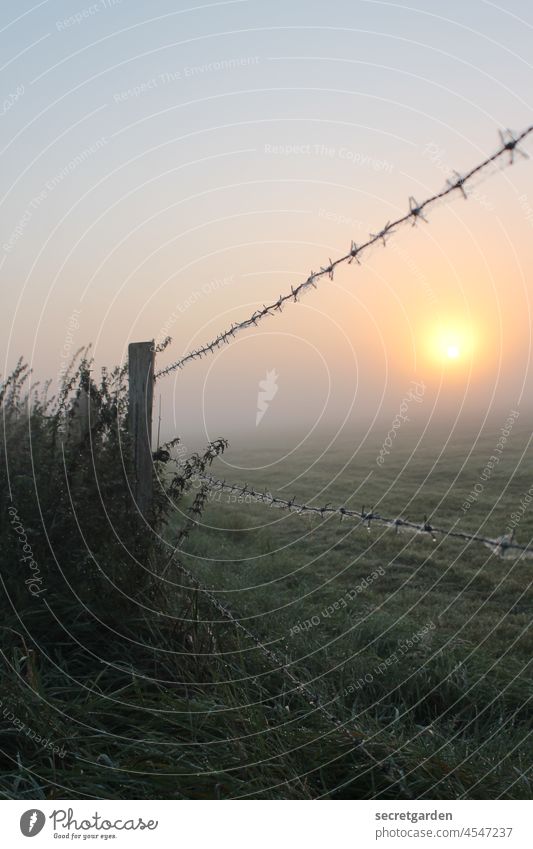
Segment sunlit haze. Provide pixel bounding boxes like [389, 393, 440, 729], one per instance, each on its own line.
[2, 0, 533, 449]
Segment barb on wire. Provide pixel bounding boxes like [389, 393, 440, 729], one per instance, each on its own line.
[198, 473, 533, 557]
[155, 124, 533, 379]
[153, 336, 172, 354]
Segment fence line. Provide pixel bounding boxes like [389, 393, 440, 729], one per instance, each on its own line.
[197, 473, 533, 556]
[155, 125, 532, 379]
[146, 127, 533, 783]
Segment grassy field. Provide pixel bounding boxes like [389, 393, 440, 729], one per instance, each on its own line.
[170, 417, 533, 798]
[1, 371, 531, 799]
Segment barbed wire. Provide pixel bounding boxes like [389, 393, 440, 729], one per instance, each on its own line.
[197, 473, 533, 557]
[169, 463, 531, 778]
[155, 125, 532, 379]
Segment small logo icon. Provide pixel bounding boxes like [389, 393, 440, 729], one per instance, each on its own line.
[20, 809, 46, 837]
[256, 369, 278, 426]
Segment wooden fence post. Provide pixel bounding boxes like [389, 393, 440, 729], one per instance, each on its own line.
[128, 341, 155, 520]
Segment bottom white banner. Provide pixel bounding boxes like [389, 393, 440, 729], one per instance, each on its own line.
[1, 799, 532, 848]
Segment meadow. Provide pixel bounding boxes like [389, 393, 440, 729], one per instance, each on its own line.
[173, 418, 533, 798]
[1, 362, 531, 799]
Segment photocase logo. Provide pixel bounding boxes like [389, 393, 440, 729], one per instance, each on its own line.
[256, 369, 278, 426]
[20, 809, 46, 837]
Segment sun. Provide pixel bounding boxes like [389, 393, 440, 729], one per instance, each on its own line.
[424, 320, 476, 367]
[446, 344, 460, 360]
[438, 333, 465, 364]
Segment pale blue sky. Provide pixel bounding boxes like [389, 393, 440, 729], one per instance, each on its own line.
[2, 0, 533, 441]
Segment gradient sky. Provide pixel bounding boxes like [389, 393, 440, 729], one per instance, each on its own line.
[2, 0, 533, 447]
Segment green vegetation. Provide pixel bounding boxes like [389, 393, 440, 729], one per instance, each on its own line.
[1, 358, 531, 799]
[175, 424, 533, 799]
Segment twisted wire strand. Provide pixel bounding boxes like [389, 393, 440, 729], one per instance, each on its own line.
[155, 125, 532, 379]
[198, 473, 533, 556]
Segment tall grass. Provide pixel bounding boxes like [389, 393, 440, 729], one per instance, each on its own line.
[0, 356, 393, 800]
